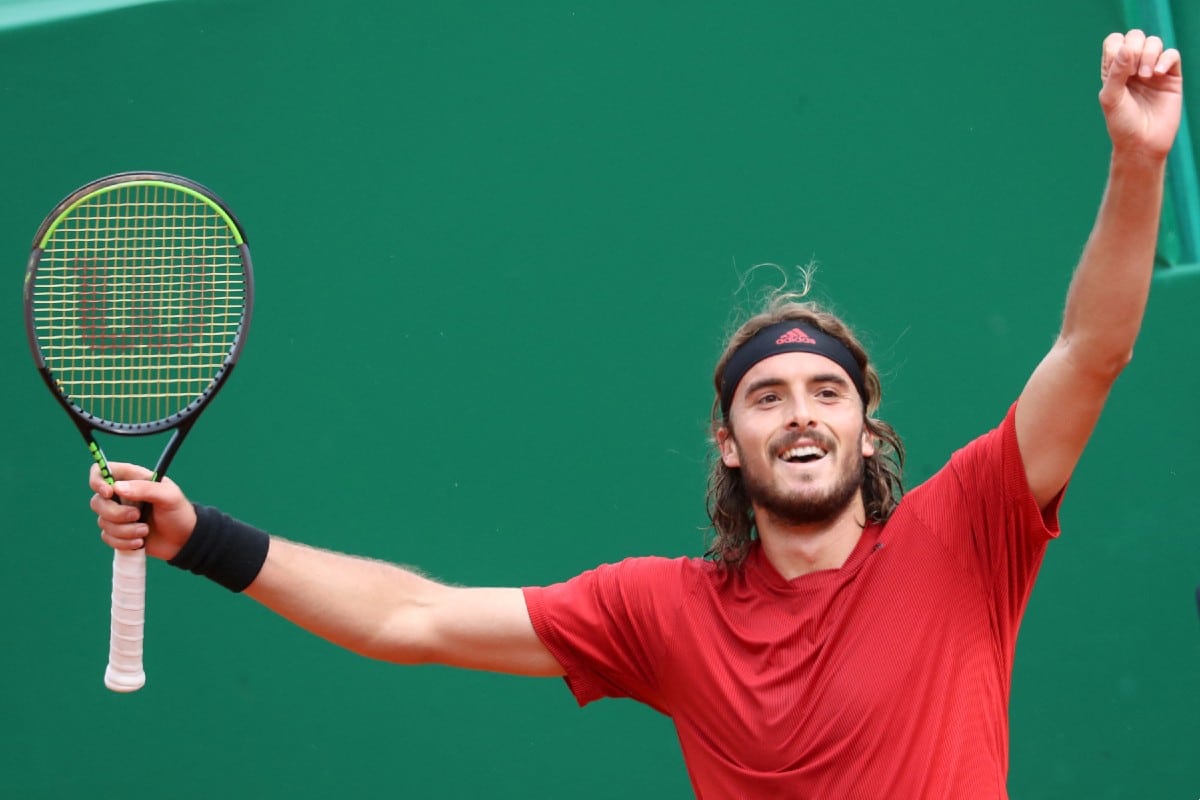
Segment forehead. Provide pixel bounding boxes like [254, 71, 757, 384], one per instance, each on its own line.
[735, 351, 853, 392]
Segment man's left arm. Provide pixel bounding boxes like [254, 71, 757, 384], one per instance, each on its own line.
[1018, 29, 1184, 510]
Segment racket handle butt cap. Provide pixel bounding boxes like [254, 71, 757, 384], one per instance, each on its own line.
[104, 666, 146, 692]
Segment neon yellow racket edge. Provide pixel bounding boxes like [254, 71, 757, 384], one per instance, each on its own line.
[23, 172, 254, 692]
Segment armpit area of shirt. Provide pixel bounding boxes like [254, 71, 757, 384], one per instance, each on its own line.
[1001, 400, 1065, 541]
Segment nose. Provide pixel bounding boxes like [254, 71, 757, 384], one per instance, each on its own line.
[784, 396, 816, 429]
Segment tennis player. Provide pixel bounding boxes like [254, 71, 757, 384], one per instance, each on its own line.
[90, 30, 1182, 798]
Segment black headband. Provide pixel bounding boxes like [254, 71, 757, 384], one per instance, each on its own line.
[719, 320, 866, 418]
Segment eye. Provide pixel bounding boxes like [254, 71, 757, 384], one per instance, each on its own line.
[815, 387, 843, 401]
[755, 391, 782, 405]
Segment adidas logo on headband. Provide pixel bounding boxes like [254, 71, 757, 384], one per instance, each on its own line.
[775, 328, 817, 346]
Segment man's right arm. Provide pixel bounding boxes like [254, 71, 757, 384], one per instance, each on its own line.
[89, 463, 564, 678]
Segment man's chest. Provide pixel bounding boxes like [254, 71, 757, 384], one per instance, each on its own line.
[661, 540, 1002, 770]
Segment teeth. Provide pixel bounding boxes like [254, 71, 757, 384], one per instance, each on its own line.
[781, 446, 825, 460]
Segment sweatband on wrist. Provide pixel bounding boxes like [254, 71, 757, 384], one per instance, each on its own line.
[167, 504, 270, 593]
[720, 320, 866, 418]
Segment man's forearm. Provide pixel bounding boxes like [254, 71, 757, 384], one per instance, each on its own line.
[245, 536, 443, 663]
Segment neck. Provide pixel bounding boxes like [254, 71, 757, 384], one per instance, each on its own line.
[754, 497, 867, 580]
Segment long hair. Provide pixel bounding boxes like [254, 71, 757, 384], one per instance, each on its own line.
[705, 290, 905, 567]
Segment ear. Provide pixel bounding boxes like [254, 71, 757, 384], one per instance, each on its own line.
[717, 426, 742, 468]
[861, 425, 876, 459]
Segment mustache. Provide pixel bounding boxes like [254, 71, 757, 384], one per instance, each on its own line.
[769, 428, 837, 455]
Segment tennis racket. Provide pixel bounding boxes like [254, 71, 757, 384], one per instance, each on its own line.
[23, 171, 253, 692]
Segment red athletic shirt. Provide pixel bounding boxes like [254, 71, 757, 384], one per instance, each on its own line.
[523, 404, 1061, 799]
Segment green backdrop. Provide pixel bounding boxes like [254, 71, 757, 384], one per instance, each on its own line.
[3, 1, 1197, 797]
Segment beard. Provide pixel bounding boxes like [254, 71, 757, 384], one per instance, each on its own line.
[740, 433, 867, 527]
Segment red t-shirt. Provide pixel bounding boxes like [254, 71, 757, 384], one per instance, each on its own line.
[523, 405, 1061, 799]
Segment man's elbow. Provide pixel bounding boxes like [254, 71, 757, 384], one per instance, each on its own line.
[1059, 336, 1135, 383]
[352, 609, 442, 665]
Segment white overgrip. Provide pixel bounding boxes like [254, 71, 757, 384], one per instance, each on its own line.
[105, 548, 146, 692]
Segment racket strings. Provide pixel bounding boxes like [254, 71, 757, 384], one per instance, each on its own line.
[30, 182, 247, 426]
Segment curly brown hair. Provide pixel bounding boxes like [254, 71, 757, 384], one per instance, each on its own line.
[705, 292, 905, 567]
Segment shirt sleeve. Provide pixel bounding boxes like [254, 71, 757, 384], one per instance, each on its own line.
[911, 401, 1063, 636]
[522, 556, 691, 712]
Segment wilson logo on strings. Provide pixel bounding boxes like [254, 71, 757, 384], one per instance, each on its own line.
[72, 261, 210, 352]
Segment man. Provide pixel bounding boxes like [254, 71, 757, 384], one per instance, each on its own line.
[91, 30, 1182, 798]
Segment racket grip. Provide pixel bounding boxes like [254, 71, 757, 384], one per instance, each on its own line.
[105, 548, 146, 692]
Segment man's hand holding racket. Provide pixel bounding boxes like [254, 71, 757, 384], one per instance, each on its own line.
[90, 463, 196, 563]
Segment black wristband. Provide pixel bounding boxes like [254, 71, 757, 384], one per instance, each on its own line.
[167, 504, 271, 593]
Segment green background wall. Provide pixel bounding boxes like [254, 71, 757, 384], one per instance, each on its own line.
[3, 0, 1197, 797]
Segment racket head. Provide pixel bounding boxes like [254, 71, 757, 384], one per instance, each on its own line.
[23, 171, 254, 436]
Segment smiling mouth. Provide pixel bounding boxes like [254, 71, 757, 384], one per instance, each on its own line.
[780, 445, 827, 464]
